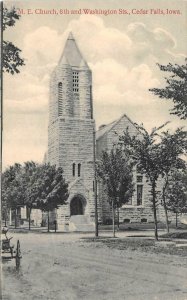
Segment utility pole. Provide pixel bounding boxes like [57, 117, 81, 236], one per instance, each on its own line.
[93, 126, 98, 237]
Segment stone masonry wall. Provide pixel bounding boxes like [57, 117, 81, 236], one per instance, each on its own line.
[96, 115, 179, 224]
[48, 47, 95, 229]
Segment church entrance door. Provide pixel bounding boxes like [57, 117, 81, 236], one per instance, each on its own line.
[70, 196, 85, 216]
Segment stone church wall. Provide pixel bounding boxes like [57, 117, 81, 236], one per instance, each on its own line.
[96, 114, 179, 224]
[47, 34, 95, 230]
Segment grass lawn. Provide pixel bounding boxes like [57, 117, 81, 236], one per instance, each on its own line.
[99, 222, 187, 231]
[161, 231, 187, 239]
[83, 233, 187, 257]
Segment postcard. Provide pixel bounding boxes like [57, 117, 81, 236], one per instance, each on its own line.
[2, 0, 187, 299]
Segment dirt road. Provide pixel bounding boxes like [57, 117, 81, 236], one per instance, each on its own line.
[2, 232, 187, 300]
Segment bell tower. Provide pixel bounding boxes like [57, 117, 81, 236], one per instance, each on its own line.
[48, 33, 95, 231]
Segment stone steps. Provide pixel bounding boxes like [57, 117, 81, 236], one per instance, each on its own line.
[69, 215, 95, 232]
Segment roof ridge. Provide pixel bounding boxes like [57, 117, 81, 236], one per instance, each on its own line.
[96, 113, 140, 140]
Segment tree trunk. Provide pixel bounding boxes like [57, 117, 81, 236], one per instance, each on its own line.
[162, 195, 169, 234]
[152, 183, 158, 241]
[93, 129, 98, 238]
[15, 209, 17, 229]
[117, 206, 120, 231]
[176, 212, 178, 228]
[48, 211, 50, 233]
[4, 210, 7, 227]
[94, 179, 98, 237]
[112, 202, 115, 238]
[9, 209, 12, 226]
[162, 177, 169, 233]
[28, 207, 31, 231]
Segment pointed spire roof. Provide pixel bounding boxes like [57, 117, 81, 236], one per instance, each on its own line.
[59, 32, 89, 68]
[68, 32, 74, 40]
[60, 55, 70, 66]
[79, 58, 88, 69]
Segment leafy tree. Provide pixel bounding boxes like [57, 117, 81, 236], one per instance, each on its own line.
[2, 162, 41, 228]
[119, 124, 170, 240]
[120, 123, 187, 239]
[36, 164, 69, 232]
[3, 6, 25, 74]
[2, 161, 41, 229]
[21, 161, 40, 230]
[159, 128, 187, 232]
[2, 163, 25, 228]
[97, 147, 134, 237]
[165, 169, 187, 227]
[149, 60, 187, 119]
[2, 162, 69, 231]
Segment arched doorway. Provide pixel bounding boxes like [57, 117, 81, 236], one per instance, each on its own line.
[70, 195, 86, 216]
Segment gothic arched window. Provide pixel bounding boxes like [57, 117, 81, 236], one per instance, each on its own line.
[58, 82, 63, 116]
[72, 163, 75, 177]
[78, 163, 81, 177]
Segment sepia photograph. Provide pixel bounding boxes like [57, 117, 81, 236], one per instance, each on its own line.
[1, 0, 187, 299]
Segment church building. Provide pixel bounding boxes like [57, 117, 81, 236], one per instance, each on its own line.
[46, 33, 174, 231]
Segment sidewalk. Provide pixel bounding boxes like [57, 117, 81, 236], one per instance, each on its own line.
[7, 225, 187, 236]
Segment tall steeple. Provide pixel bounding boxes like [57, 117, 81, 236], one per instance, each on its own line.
[47, 33, 95, 231]
[49, 32, 93, 122]
[59, 32, 89, 69]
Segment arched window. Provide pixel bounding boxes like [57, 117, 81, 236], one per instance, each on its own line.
[58, 82, 63, 116]
[72, 163, 75, 177]
[78, 163, 81, 177]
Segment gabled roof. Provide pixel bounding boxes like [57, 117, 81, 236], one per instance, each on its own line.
[59, 32, 89, 69]
[96, 114, 140, 140]
[96, 120, 118, 140]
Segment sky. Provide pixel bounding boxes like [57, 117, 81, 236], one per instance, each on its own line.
[3, 0, 187, 169]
